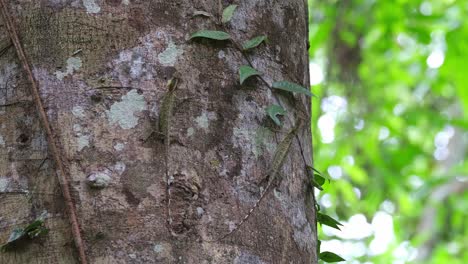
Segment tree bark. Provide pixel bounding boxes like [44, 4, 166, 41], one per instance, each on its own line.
[0, 1, 316, 263]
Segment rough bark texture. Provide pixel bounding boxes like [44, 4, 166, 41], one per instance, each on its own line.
[0, 1, 316, 263]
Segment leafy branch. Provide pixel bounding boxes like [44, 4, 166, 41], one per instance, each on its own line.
[0, 212, 49, 252]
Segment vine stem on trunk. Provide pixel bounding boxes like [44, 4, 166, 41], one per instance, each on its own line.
[0, 1, 88, 263]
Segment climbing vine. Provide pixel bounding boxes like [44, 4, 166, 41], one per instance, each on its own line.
[0, 212, 48, 252]
[190, 3, 345, 263]
[0, 1, 88, 263]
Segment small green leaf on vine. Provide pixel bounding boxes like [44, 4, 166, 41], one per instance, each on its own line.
[266, 104, 286, 126]
[272, 81, 314, 97]
[317, 213, 343, 230]
[307, 166, 332, 184]
[222, 5, 238, 23]
[314, 174, 325, 186]
[310, 175, 324, 190]
[239, 65, 261, 84]
[242, 36, 267, 50]
[190, 30, 231, 40]
[1, 212, 49, 252]
[319, 251, 345, 262]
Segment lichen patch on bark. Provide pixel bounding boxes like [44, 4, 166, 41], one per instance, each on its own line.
[194, 111, 217, 131]
[55, 57, 82, 80]
[71, 106, 86, 118]
[77, 134, 90, 151]
[157, 41, 184, 66]
[86, 170, 112, 188]
[108, 29, 184, 89]
[186, 127, 195, 137]
[82, 0, 101, 14]
[0, 177, 10, 192]
[106, 89, 147, 129]
[114, 142, 125, 151]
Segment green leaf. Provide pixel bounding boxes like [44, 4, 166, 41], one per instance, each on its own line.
[307, 166, 332, 184]
[23, 219, 44, 233]
[6, 228, 25, 243]
[222, 5, 238, 23]
[310, 180, 323, 190]
[311, 174, 324, 190]
[0, 228, 25, 252]
[266, 105, 286, 126]
[239, 65, 261, 84]
[0, 213, 49, 252]
[319, 251, 345, 262]
[190, 30, 231, 40]
[27, 226, 48, 238]
[272, 81, 314, 97]
[307, 166, 324, 189]
[242, 36, 267, 50]
[317, 213, 343, 230]
[316, 174, 326, 185]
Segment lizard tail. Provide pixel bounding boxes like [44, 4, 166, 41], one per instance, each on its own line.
[203, 180, 274, 242]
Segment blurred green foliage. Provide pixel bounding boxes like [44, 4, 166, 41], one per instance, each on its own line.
[308, 0, 468, 263]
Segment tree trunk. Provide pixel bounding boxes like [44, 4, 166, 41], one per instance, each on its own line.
[0, 1, 316, 263]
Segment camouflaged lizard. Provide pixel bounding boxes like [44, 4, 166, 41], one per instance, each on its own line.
[208, 119, 303, 242]
[159, 75, 179, 232]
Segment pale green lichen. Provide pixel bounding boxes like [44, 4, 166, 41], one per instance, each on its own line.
[195, 111, 216, 131]
[72, 106, 86, 118]
[228, 221, 236, 232]
[153, 244, 164, 253]
[106, 89, 147, 129]
[83, 0, 101, 14]
[55, 57, 82, 80]
[196, 207, 204, 216]
[157, 41, 183, 66]
[130, 56, 144, 79]
[73, 124, 82, 132]
[0, 135, 5, 146]
[86, 171, 111, 188]
[114, 143, 125, 151]
[196, 114, 209, 129]
[73, 123, 89, 151]
[0, 177, 10, 192]
[77, 135, 90, 151]
[113, 162, 126, 175]
[187, 127, 195, 137]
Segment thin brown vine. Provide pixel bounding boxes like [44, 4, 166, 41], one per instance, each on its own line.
[0, 1, 88, 263]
